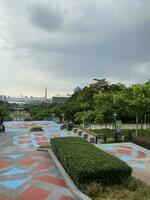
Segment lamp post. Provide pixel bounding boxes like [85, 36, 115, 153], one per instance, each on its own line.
[113, 113, 117, 132]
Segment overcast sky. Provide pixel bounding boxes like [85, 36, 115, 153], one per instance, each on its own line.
[0, 0, 150, 97]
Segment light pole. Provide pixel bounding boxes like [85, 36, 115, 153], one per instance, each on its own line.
[113, 113, 117, 132]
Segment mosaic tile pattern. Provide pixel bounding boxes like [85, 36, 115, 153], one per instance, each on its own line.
[97, 144, 150, 184]
[0, 178, 29, 189]
[16, 186, 50, 200]
[0, 167, 27, 176]
[0, 121, 76, 200]
[11, 121, 69, 148]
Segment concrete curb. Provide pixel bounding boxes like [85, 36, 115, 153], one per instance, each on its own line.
[48, 149, 92, 200]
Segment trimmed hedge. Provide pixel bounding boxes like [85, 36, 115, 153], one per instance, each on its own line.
[30, 126, 43, 131]
[51, 137, 132, 186]
[133, 137, 150, 150]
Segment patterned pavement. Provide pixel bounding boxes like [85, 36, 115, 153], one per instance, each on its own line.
[0, 121, 75, 200]
[4, 121, 74, 148]
[97, 144, 150, 184]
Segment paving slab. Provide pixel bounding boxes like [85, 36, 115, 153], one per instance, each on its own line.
[96, 143, 150, 184]
[0, 121, 76, 200]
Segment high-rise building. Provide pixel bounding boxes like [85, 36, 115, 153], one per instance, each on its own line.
[0, 95, 7, 102]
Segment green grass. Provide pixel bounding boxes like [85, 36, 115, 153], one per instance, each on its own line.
[82, 177, 150, 200]
[91, 129, 114, 136]
[90, 128, 150, 139]
[133, 129, 150, 138]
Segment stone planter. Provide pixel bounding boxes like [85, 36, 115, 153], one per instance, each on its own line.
[89, 137, 96, 143]
[78, 130, 82, 136]
[83, 133, 88, 139]
[73, 128, 78, 133]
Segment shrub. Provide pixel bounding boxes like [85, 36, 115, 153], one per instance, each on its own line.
[30, 126, 43, 131]
[84, 182, 102, 198]
[133, 137, 150, 150]
[107, 137, 114, 143]
[51, 137, 132, 186]
[123, 177, 144, 192]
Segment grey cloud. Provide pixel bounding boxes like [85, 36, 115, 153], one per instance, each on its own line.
[1, 0, 150, 96]
[28, 2, 64, 31]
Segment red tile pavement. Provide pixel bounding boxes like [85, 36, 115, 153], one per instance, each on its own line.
[31, 152, 50, 159]
[16, 186, 50, 200]
[40, 154, 50, 159]
[18, 157, 37, 165]
[0, 194, 12, 200]
[0, 159, 13, 170]
[117, 148, 132, 155]
[137, 151, 146, 158]
[106, 151, 114, 155]
[60, 195, 75, 200]
[32, 134, 44, 137]
[119, 146, 133, 149]
[19, 136, 29, 139]
[19, 140, 31, 144]
[35, 175, 68, 187]
[32, 151, 44, 156]
[34, 137, 48, 141]
[33, 162, 50, 172]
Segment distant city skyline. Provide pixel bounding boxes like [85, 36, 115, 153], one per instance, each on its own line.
[0, 87, 73, 98]
[0, 0, 150, 96]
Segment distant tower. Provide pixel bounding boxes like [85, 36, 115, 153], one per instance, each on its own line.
[45, 87, 47, 101]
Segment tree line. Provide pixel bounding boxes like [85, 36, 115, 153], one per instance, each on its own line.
[1, 79, 150, 135]
[23, 79, 150, 135]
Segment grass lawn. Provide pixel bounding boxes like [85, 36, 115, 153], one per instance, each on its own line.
[132, 129, 150, 138]
[85, 128, 150, 139]
[81, 177, 150, 200]
[91, 128, 114, 136]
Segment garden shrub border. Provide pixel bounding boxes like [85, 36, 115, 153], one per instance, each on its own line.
[51, 137, 132, 186]
[133, 137, 150, 150]
[30, 126, 43, 131]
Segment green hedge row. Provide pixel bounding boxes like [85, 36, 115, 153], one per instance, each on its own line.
[133, 137, 150, 150]
[30, 126, 43, 131]
[51, 137, 132, 186]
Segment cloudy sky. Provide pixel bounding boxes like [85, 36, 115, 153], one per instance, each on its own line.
[0, 0, 150, 97]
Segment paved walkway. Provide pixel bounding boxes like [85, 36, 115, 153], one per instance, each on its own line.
[96, 143, 150, 184]
[0, 122, 75, 200]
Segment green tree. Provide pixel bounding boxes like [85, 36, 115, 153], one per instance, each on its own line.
[90, 78, 109, 93]
[125, 84, 150, 136]
[94, 93, 115, 128]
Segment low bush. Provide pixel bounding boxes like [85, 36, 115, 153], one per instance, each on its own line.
[92, 129, 114, 137]
[133, 129, 150, 138]
[83, 182, 102, 199]
[30, 126, 43, 131]
[107, 137, 114, 143]
[51, 137, 132, 186]
[85, 178, 150, 200]
[133, 137, 150, 150]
